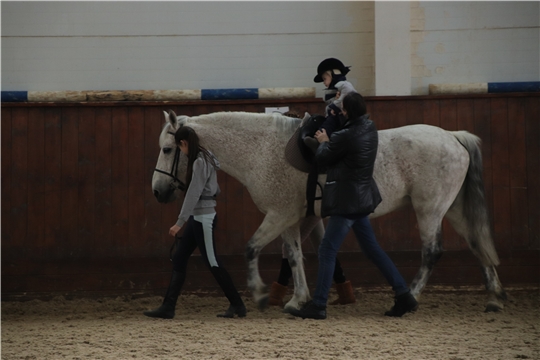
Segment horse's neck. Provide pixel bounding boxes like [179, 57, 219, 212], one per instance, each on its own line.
[189, 113, 283, 184]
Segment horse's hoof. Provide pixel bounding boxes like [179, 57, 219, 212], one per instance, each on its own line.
[484, 302, 503, 312]
[282, 306, 297, 314]
[257, 295, 269, 311]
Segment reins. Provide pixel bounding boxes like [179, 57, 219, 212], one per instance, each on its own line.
[153, 131, 187, 192]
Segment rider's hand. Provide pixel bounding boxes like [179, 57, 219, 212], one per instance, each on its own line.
[315, 129, 329, 143]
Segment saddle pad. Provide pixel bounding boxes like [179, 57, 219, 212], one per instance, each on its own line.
[284, 125, 312, 173]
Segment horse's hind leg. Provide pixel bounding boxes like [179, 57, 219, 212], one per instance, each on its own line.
[445, 203, 506, 312]
[409, 211, 445, 301]
[481, 266, 506, 312]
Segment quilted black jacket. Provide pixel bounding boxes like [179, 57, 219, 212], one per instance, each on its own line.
[315, 114, 382, 218]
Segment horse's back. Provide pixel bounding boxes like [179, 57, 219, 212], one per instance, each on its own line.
[377, 124, 468, 168]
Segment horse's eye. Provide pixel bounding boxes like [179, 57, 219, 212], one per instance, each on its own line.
[163, 147, 172, 154]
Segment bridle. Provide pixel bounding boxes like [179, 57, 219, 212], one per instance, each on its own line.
[154, 131, 187, 192]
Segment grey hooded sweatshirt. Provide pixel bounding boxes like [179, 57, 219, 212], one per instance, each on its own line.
[175, 151, 221, 228]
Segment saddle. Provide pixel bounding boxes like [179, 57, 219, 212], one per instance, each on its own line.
[284, 114, 326, 173]
[284, 114, 326, 216]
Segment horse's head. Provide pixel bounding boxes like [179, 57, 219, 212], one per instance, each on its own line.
[152, 110, 189, 203]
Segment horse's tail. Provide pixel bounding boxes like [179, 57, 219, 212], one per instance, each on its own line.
[451, 131, 500, 266]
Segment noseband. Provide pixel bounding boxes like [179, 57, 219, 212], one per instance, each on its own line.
[154, 131, 187, 192]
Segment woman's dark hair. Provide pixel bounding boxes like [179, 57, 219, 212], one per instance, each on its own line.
[174, 126, 216, 190]
[342, 92, 367, 119]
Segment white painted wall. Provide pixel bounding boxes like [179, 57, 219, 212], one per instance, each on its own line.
[1, 1, 374, 97]
[374, 1, 411, 96]
[1, 1, 538, 96]
[411, 1, 539, 95]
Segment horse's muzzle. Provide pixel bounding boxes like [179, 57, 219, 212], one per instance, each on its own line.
[153, 188, 175, 204]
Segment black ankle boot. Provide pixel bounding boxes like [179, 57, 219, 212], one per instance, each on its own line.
[217, 304, 247, 318]
[384, 291, 418, 317]
[144, 271, 184, 319]
[289, 300, 327, 320]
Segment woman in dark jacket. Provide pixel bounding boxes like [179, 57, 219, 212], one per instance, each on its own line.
[290, 92, 418, 320]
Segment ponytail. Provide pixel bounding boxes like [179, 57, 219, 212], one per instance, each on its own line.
[174, 126, 216, 190]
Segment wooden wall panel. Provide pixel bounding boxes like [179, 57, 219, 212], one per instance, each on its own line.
[43, 108, 62, 252]
[111, 107, 130, 255]
[94, 107, 113, 258]
[525, 97, 540, 250]
[422, 99, 440, 127]
[60, 107, 79, 258]
[10, 108, 29, 252]
[127, 107, 146, 256]
[1, 108, 12, 245]
[507, 98, 529, 249]
[27, 108, 45, 250]
[2, 94, 539, 298]
[78, 107, 96, 257]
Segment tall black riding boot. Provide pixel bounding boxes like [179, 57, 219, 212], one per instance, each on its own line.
[143, 270, 185, 319]
[210, 266, 247, 318]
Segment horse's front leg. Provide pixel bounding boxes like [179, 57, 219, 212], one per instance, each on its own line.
[281, 225, 310, 312]
[245, 211, 294, 310]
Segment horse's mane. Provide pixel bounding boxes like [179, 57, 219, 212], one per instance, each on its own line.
[158, 114, 190, 146]
[160, 111, 301, 145]
[197, 112, 301, 135]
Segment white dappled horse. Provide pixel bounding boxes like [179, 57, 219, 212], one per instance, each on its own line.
[152, 110, 506, 313]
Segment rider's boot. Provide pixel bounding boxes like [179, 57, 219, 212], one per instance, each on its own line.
[268, 281, 288, 307]
[329, 280, 356, 305]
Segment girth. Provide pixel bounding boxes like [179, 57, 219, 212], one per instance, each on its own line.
[199, 195, 217, 201]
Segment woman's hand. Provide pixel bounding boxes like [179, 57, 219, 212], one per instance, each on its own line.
[169, 225, 181, 237]
[315, 129, 330, 143]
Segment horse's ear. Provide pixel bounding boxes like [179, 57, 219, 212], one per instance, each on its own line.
[167, 110, 178, 127]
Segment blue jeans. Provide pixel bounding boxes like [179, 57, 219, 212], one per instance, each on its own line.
[312, 215, 409, 307]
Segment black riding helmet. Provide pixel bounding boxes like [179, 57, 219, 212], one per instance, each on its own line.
[313, 58, 351, 89]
